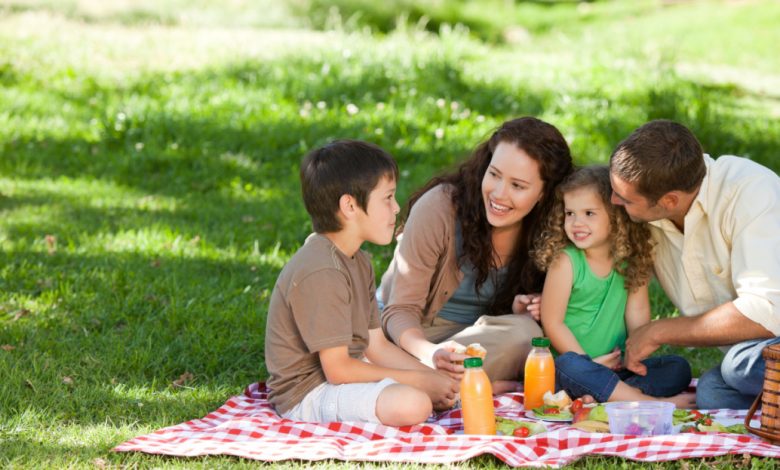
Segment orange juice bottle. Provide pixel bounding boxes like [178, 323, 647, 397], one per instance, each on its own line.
[523, 337, 555, 410]
[460, 357, 496, 435]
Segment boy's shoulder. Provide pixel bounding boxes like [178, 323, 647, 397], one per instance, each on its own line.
[278, 233, 370, 290]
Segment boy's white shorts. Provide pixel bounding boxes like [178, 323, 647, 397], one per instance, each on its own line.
[282, 378, 397, 424]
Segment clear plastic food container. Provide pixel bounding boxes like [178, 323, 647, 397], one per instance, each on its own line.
[604, 401, 675, 436]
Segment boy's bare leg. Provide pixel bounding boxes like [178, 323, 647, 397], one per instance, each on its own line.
[375, 384, 432, 426]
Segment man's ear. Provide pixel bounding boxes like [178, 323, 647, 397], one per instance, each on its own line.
[338, 194, 357, 220]
[658, 191, 680, 211]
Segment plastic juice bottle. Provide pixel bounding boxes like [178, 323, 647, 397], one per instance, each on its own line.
[460, 357, 496, 435]
[523, 337, 555, 411]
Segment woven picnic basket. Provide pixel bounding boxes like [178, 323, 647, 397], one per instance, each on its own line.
[745, 344, 780, 443]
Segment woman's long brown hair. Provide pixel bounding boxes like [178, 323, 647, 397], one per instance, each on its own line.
[400, 116, 574, 314]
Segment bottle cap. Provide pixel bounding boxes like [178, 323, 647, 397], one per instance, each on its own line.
[463, 357, 483, 368]
[531, 337, 550, 347]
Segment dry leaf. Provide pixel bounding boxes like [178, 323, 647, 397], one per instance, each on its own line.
[172, 371, 194, 388]
[150, 258, 161, 268]
[742, 453, 752, 466]
[189, 235, 201, 244]
[25, 379, 37, 392]
[93, 457, 108, 469]
[12, 308, 30, 321]
[62, 376, 74, 385]
[1, 344, 15, 351]
[45, 234, 57, 254]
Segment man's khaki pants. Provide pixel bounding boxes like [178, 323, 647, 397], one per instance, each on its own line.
[423, 314, 542, 381]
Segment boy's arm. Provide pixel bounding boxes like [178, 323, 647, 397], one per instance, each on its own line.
[365, 328, 433, 371]
[540, 253, 583, 354]
[624, 282, 650, 335]
[318, 344, 458, 410]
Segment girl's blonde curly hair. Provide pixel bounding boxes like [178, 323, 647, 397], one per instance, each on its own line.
[532, 165, 654, 292]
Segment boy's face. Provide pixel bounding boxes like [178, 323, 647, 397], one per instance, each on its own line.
[356, 175, 400, 246]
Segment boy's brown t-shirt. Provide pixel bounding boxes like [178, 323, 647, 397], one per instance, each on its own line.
[265, 233, 380, 415]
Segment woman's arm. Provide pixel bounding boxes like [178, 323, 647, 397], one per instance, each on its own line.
[540, 253, 584, 354]
[380, 186, 457, 363]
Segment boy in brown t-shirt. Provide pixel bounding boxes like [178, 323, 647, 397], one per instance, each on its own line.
[265, 140, 458, 426]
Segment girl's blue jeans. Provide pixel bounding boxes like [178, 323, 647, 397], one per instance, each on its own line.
[554, 352, 692, 403]
[696, 336, 780, 410]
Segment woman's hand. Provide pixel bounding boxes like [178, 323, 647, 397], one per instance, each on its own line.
[431, 341, 467, 380]
[593, 347, 623, 370]
[512, 293, 542, 321]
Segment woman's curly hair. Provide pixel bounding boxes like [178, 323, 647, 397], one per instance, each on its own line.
[533, 165, 654, 292]
[400, 117, 574, 314]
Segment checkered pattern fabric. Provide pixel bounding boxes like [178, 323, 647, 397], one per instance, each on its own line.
[114, 382, 780, 467]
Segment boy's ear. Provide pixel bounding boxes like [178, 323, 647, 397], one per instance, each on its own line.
[338, 194, 358, 220]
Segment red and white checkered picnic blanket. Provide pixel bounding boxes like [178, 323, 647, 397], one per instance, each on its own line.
[114, 382, 780, 467]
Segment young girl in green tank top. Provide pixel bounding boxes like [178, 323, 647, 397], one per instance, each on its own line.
[533, 166, 694, 407]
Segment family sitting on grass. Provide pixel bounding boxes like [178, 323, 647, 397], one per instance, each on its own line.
[264, 117, 780, 427]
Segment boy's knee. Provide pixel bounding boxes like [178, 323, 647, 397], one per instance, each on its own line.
[375, 385, 431, 426]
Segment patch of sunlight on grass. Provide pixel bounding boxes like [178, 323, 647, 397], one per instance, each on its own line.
[0, 177, 180, 212]
[0, 10, 340, 76]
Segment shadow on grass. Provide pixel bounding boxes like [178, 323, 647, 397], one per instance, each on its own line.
[0, 250, 272, 418]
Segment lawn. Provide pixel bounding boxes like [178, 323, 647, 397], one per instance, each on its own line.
[1, 0, 779, 468]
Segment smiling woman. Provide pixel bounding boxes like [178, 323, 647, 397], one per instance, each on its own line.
[378, 116, 574, 390]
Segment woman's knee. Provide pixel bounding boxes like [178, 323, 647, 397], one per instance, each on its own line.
[375, 384, 432, 426]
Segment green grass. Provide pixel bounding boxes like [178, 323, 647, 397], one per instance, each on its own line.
[1, 0, 780, 468]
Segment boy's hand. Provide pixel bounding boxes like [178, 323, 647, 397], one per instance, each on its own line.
[416, 370, 458, 411]
[432, 341, 467, 380]
[512, 293, 542, 321]
[593, 347, 622, 370]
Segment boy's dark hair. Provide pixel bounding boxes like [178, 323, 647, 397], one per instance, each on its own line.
[610, 120, 706, 203]
[300, 140, 398, 233]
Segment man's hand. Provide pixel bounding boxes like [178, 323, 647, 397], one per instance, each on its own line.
[624, 322, 662, 376]
[431, 341, 467, 380]
[593, 347, 622, 370]
[513, 293, 542, 321]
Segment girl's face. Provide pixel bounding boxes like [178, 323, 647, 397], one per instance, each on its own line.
[563, 186, 612, 252]
[481, 141, 544, 232]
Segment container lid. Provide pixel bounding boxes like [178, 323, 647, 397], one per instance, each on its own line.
[463, 357, 483, 368]
[531, 337, 550, 347]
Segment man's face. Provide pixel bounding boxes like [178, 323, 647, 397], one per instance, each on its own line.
[609, 172, 668, 223]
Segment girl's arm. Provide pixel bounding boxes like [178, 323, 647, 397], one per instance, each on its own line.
[624, 281, 651, 335]
[540, 253, 585, 354]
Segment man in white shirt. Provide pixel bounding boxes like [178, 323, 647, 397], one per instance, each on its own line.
[608, 119, 780, 409]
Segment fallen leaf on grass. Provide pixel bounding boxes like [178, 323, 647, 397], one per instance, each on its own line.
[93, 457, 108, 468]
[62, 376, 74, 385]
[1, 344, 15, 351]
[172, 372, 194, 388]
[12, 309, 30, 321]
[25, 379, 37, 392]
[45, 234, 57, 254]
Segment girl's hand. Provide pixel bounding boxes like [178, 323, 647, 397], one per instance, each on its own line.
[512, 293, 542, 321]
[431, 341, 467, 380]
[592, 347, 622, 370]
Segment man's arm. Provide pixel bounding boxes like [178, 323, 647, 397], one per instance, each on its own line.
[625, 301, 773, 375]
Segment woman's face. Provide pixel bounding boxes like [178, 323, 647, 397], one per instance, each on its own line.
[481, 141, 544, 231]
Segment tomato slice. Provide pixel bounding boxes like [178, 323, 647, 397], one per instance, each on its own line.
[571, 399, 583, 413]
[513, 426, 530, 438]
